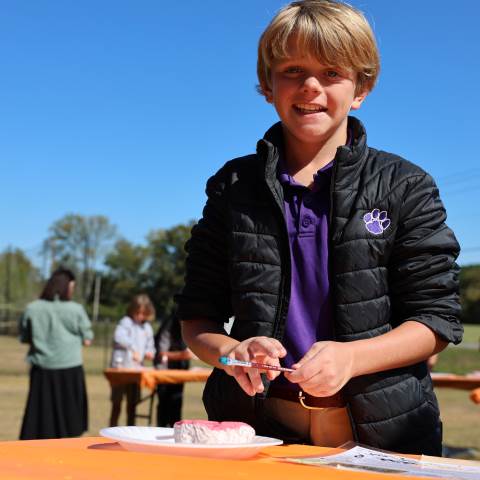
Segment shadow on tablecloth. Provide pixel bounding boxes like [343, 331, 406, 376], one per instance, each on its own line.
[88, 442, 124, 451]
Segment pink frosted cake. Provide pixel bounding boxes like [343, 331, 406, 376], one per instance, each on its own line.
[173, 420, 255, 444]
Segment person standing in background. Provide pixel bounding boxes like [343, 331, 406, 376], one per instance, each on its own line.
[19, 268, 93, 440]
[154, 316, 193, 427]
[109, 294, 155, 426]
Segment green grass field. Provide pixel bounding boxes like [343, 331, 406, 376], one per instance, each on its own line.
[1, 328, 479, 457]
[460, 324, 480, 345]
[0, 335, 208, 441]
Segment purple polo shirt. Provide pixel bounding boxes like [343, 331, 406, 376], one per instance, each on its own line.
[278, 160, 334, 373]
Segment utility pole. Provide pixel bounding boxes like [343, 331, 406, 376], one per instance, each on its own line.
[92, 274, 101, 323]
[4, 246, 11, 306]
[3, 246, 12, 331]
[41, 240, 48, 280]
[50, 238, 56, 274]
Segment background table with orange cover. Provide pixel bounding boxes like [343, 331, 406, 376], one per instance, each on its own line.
[0, 437, 432, 480]
[431, 373, 480, 404]
[104, 367, 212, 424]
[104, 367, 212, 390]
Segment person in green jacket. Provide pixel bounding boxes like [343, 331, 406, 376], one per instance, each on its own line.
[19, 268, 94, 439]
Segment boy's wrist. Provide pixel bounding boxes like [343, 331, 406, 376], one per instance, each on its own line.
[181, 318, 239, 368]
[217, 340, 240, 362]
[208, 338, 241, 370]
[348, 340, 366, 378]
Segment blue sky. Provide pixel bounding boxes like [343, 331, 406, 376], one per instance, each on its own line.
[1, 0, 480, 266]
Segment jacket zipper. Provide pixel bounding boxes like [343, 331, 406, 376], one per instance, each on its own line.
[328, 157, 338, 342]
[329, 152, 359, 442]
[273, 195, 290, 343]
[266, 156, 291, 343]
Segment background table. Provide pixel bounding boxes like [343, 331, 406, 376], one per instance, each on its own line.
[104, 369, 480, 425]
[104, 367, 212, 424]
[104, 367, 211, 390]
[431, 373, 480, 404]
[0, 437, 430, 480]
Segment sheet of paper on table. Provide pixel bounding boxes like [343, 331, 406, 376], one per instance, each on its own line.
[283, 445, 480, 480]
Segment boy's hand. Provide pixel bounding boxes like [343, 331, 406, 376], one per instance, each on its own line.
[285, 341, 354, 397]
[144, 352, 154, 361]
[222, 336, 286, 397]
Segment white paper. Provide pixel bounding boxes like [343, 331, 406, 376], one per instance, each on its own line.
[284, 445, 480, 479]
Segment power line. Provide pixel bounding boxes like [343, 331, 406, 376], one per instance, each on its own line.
[441, 185, 480, 197]
[437, 168, 480, 183]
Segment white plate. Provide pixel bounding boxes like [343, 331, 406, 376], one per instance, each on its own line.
[99, 426, 283, 459]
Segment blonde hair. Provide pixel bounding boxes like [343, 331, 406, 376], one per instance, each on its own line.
[257, 0, 380, 96]
[127, 294, 156, 321]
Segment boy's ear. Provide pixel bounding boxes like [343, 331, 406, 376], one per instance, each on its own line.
[260, 82, 273, 103]
[350, 90, 369, 110]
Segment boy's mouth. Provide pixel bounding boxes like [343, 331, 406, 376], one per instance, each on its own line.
[293, 103, 327, 114]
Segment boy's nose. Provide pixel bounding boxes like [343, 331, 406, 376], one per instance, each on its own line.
[302, 76, 322, 93]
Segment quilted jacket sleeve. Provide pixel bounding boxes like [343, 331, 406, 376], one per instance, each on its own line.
[389, 172, 463, 344]
[175, 165, 232, 323]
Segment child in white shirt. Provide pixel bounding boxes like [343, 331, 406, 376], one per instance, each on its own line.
[109, 294, 155, 426]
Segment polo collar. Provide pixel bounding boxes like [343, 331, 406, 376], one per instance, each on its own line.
[257, 116, 368, 181]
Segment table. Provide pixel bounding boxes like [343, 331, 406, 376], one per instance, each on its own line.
[104, 367, 211, 390]
[104, 367, 212, 424]
[431, 373, 480, 404]
[0, 437, 429, 480]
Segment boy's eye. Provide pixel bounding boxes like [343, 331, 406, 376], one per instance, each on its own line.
[284, 66, 303, 74]
[325, 70, 339, 78]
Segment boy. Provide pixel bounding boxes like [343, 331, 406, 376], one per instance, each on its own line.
[176, 0, 462, 455]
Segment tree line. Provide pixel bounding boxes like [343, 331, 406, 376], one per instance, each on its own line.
[0, 213, 194, 324]
[1, 213, 480, 325]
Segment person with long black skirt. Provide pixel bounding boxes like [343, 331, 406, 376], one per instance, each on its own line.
[19, 268, 93, 439]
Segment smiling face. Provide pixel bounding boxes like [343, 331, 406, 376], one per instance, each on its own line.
[264, 41, 368, 152]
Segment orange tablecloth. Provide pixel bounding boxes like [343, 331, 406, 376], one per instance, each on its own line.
[471, 388, 480, 403]
[104, 367, 212, 390]
[104, 369, 480, 400]
[431, 373, 480, 404]
[0, 437, 430, 480]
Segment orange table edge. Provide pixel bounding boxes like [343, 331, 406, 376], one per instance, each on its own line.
[0, 437, 439, 480]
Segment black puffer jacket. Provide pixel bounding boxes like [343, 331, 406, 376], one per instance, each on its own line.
[176, 117, 462, 455]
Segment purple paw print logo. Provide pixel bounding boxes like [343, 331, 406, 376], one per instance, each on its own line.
[363, 208, 391, 235]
